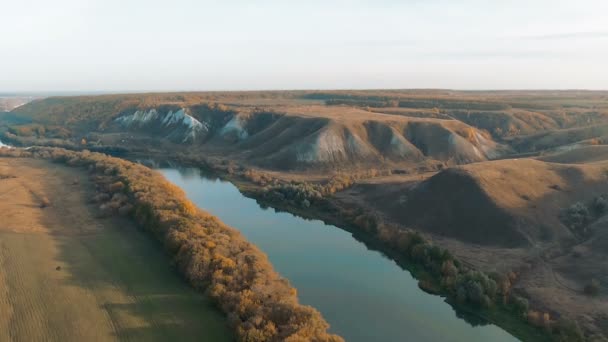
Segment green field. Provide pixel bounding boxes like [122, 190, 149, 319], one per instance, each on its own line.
[0, 213, 232, 341]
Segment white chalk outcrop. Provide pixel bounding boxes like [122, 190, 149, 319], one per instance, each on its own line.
[115, 108, 207, 143]
[219, 116, 249, 140]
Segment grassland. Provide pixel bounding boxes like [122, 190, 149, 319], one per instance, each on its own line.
[0, 147, 342, 341]
[0, 158, 231, 341]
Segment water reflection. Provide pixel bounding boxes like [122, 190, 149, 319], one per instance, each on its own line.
[159, 167, 519, 342]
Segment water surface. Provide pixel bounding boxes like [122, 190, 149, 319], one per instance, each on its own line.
[160, 168, 518, 342]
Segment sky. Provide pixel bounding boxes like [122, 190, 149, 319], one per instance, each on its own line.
[2, 0, 608, 91]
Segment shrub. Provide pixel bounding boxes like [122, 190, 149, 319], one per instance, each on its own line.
[453, 271, 498, 308]
[592, 195, 608, 215]
[510, 295, 529, 316]
[118, 204, 134, 216]
[562, 202, 591, 235]
[39, 196, 51, 208]
[441, 260, 459, 278]
[0, 147, 342, 342]
[527, 310, 541, 326]
[108, 181, 125, 193]
[584, 278, 600, 296]
[92, 192, 111, 203]
[260, 182, 323, 208]
[552, 318, 585, 342]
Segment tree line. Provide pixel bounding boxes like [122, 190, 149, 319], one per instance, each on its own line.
[0, 146, 342, 342]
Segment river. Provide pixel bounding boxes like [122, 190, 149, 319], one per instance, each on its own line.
[159, 167, 519, 342]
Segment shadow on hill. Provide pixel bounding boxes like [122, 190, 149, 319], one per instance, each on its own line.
[367, 160, 608, 249]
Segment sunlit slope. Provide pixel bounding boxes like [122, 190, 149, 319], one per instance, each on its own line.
[369, 158, 608, 247]
[12, 94, 510, 169]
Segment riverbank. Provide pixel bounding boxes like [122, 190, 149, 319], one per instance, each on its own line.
[0, 157, 231, 341]
[161, 168, 525, 342]
[0, 147, 342, 342]
[0, 141, 591, 341]
[108, 148, 588, 341]
[240, 187, 553, 342]
[173, 161, 583, 342]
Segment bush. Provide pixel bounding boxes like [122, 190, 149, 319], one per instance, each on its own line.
[584, 279, 600, 296]
[0, 147, 342, 342]
[39, 196, 51, 208]
[552, 318, 585, 342]
[453, 271, 498, 308]
[592, 195, 608, 215]
[260, 182, 323, 208]
[441, 260, 459, 278]
[108, 181, 125, 193]
[510, 295, 529, 316]
[562, 202, 591, 235]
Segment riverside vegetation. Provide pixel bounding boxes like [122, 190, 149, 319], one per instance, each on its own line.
[0, 146, 342, 342]
[0, 143, 591, 341]
[5, 90, 608, 340]
[195, 164, 587, 342]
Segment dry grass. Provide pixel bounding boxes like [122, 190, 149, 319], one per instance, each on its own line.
[0, 158, 231, 341]
[9, 90, 608, 173]
[0, 148, 342, 342]
[335, 157, 608, 340]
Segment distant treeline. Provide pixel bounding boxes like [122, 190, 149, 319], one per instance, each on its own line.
[1, 132, 131, 157]
[305, 92, 549, 111]
[0, 147, 342, 342]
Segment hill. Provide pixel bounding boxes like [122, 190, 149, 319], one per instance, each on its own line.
[334, 157, 608, 339]
[347, 158, 608, 247]
[8, 90, 608, 171]
[0, 96, 37, 111]
[5, 90, 608, 339]
[9, 94, 513, 170]
[538, 145, 608, 164]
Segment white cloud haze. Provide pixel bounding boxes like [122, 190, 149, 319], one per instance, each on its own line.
[1, 0, 607, 91]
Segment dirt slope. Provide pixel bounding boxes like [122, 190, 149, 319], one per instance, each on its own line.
[0, 158, 230, 341]
[9, 94, 515, 170]
[111, 105, 509, 169]
[349, 159, 608, 247]
[11, 90, 608, 170]
[537, 145, 608, 164]
[508, 124, 608, 153]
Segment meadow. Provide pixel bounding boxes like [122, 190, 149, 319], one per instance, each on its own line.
[0, 158, 231, 341]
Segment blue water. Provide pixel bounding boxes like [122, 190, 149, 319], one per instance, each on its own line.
[160, 168, 518, 342]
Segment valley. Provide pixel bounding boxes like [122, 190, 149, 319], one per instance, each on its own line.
[2, 90, 608, 341]
[160, 167, 522, 342]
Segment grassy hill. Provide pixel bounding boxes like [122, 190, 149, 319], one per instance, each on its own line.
[6, 90, 608, 339]
[11, 90, 608, 170]
[365, 159, 608, 247]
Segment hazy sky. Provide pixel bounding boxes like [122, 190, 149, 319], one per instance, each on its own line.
[2, 0, 608, 91]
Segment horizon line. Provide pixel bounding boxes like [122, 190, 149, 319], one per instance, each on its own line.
[2, 87, 608, 97]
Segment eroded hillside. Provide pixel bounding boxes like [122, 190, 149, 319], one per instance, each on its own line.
[4, 90, 608, 339]
[7, 90, 608, 171]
